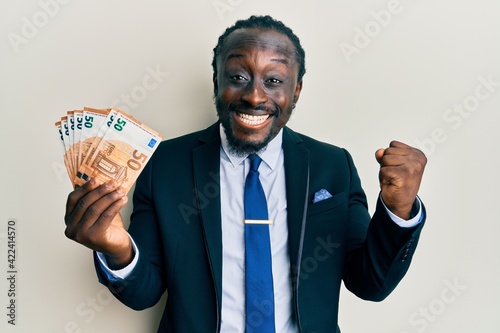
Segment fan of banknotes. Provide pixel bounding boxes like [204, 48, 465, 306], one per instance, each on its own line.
[55, 107, 163, 193]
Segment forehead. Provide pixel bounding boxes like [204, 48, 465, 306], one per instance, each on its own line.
[218, 28, 297, 65]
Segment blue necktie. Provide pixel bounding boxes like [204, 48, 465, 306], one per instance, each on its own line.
[244, 154, 275, 333]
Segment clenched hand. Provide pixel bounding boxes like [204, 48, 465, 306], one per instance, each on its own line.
[375, 141, 427, 220]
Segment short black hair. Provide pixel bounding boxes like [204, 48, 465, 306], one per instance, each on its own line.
[211, 15, 306, 87]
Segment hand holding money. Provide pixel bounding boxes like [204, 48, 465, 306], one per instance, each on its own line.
[57, 107, 163, 267]
[64, 178, 132, 268]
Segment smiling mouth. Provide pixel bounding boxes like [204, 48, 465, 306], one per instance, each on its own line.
[236, 112, 271, 126]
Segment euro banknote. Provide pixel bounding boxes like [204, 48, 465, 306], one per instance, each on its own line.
[55, 107, 162, 193]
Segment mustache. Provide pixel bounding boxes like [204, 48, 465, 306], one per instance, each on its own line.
[228, 102, 279, 116]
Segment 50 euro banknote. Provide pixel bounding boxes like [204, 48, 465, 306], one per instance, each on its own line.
[55, 107, 162, 193]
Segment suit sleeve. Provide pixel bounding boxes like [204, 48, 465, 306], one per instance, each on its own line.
[94, 154, 167, 310]
[341, 149, 426, 301]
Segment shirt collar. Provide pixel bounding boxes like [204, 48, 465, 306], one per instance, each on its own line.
[219, 123, 283, 170]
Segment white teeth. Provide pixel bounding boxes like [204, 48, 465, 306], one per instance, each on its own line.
[237, 113, 270, 125]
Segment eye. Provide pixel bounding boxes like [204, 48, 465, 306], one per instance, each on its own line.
[230, 75, 247, 81]
[266, 78, 282, 84]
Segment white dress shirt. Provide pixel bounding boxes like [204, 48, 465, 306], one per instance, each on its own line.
[218, 126, 297, 332]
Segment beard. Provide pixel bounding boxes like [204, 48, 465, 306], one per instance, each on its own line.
[215, 96, 280, 157]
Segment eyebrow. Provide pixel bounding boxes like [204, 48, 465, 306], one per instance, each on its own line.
[271, 58, 288, 65]
[226, 53, 289, 66]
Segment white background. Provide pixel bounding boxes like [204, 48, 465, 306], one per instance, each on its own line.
[1, 0, 499, 332]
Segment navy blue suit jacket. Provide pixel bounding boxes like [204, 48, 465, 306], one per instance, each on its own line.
[95, 122, 425, 332]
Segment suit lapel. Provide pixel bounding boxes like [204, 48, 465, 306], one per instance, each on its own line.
[282, 127, 310, 283]
[192, 123, 223, 316]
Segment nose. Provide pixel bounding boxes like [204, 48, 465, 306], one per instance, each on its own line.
[241, 81, 268, 107]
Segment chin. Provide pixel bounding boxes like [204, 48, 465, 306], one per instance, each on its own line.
[223, 122, 272, 157]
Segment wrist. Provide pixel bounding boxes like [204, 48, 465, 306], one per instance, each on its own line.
[387, 206, 412, 220]
[380, 194, 415, 220]
[104, 240, 134, 270]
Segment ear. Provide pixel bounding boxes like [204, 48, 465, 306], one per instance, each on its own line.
[213, 74, 218, 96]
[293, 80, 303, 105]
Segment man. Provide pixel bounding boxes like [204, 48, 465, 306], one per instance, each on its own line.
[64, 15, 427, 332]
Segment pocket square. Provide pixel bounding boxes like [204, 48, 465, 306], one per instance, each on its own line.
[313, 189, 332, 203]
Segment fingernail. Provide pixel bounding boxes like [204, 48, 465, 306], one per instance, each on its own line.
[106, 180, 117, 189]
[116, 187, 124, 195]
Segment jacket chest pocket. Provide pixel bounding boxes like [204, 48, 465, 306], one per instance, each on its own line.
[307, 192, 347, 217]
[305, 191, 348, 243]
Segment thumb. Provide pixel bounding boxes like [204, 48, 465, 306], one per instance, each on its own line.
[375, 148, 385, 164]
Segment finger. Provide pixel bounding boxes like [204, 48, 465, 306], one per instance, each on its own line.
[376, 146, 410, 164]
[375, 148, 385, 164]
[382, 146, 413, 158]
[82, 187, 127, 227]
[65, 178, 101, 218]
[384, 150, 427, 170]
[87, 195, 128, 240]
[379, 160, 424, 187]
[376, 141, 413, 162]
[379, 164, 405, 179]
[75, 184, 125, 229]
[377, 154, 408, 167]
[65, 180, 119, 226]
[81, 195, 129, 250]
[66, 195, 128, 252]
[389, 140, 412, 149]
[65, 185, 126, 240]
